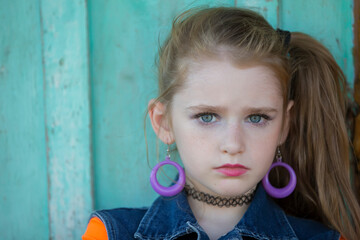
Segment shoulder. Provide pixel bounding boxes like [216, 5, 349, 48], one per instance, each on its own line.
[91, 207, 148, 239]
[240, 185, 341, 240]
[286, 215, 340, 240]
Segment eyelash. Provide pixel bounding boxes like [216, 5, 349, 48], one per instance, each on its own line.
[192, 112, 272, 126]
[193, 112, 219, 125]
[247, 114, 271, 127]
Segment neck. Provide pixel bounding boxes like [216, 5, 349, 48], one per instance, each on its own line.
[185, 185, 255, 240]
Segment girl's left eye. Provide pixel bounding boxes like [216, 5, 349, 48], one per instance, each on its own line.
[200, 114, 214, 123]
[249, 115, 262, 123]
[247, 114, 270, 125]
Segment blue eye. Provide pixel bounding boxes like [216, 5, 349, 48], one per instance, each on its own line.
[200, 114, 215, 123]
[249, 115, 262, 123]
[193, 112, 218, 125]
[247, 114, 272, 126]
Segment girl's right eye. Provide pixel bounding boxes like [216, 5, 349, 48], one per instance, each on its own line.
[200, 114, 215, 123]
[193, 113, 218, 124]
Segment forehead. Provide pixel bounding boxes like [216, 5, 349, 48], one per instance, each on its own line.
[173, 59, 283, 108]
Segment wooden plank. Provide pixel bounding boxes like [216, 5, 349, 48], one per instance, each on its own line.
[40, 0, 93, 238]
[280, 0, 354, 85]
[0, 0, 49, 239]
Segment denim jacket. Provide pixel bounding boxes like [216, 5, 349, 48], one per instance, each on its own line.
[90, 185, 340, 240]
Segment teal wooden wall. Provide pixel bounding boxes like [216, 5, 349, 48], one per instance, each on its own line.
[0, 0, 355, 239]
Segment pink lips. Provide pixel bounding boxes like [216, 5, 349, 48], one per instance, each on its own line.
[215, 164, 249, 177]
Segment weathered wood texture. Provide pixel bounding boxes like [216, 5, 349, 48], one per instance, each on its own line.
[280, 0, 355, 85]
[0, 0, 356, 238]
[0, 0, 93, 239]
[40, 0, 93, 239]
[0, 1, 49, 239]
[237, 0, 279, 27]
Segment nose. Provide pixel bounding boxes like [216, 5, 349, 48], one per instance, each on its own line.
[220, 123, 245, 155]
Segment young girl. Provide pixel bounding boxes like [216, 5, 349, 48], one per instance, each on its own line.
[83, 7, 360, 240]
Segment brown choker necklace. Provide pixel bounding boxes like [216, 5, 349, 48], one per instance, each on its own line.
[184, 184, 255, 208]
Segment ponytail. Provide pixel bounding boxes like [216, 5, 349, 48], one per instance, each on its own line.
[279, 32, 360, 240]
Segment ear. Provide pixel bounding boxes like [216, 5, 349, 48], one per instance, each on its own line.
[148, 99, 175, 145]
[279, 100, 294, 144]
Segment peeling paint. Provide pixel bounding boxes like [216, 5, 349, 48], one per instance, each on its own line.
[40, 0, 93, 239]
[0, 66, 6, 75]
[59, 58, 64, 66]
[335, 38, 341, 50]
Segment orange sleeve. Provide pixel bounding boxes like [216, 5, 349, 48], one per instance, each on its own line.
[82, 217, 108, 240]
[339, 236, 346, 240]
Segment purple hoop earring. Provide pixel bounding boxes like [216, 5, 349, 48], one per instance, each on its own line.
[262, 147, 297, 198]
[150, 146, 185, 197]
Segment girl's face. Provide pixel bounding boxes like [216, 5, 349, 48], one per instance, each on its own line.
[168, 59, 290, 197]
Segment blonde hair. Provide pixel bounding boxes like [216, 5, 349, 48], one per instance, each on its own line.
[148, 7, 360, 239]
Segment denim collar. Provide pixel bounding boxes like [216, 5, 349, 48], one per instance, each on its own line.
[134, 185, 298, 239]
[234, 185, 297, 239]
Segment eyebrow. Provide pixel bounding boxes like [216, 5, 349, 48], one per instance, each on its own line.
[186, 105, 279, 114]
[186, 105, 225, 112]
[243, 107, 279, 114]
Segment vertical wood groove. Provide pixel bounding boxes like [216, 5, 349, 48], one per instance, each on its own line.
[84, 0, 95, 212]
[38, 0, 52, 238]
[0, 0, 49, 238]
[40, 0, 93, 238]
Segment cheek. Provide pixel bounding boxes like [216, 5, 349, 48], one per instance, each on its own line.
[172, 116, 216, 147]
[171, 124, 217, 169]
[174, 128, 214, 159]
[247, 125, 283, 161]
